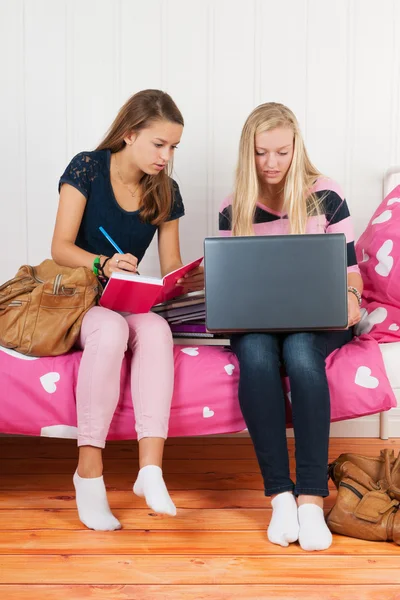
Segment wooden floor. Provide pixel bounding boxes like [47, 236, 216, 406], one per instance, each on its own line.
[0, 436, 400, 600]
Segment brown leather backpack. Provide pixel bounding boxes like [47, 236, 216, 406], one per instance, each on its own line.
[327, 449, 400, 544]
[0, 260, 101, 356]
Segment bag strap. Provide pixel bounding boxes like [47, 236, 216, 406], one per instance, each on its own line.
[385, 450, 400, 500]
[0, 276, 36, 306]
[0, 275, 32, 291]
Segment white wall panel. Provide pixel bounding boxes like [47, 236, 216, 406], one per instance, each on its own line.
[211, 0, 257, 233]
[306, 0, 349, 187]
[0, 0, 27, 280]
[391, 0, 400, 167]
[119, 0, 163, 100]
[259, 0, 308, 130]
[24, 0, 67, 265]
[66, 0, 117, 154]
[346, 0, 395, 238]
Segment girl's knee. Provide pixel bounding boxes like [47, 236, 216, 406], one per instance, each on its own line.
[232, 333, 279, 369]
[126, 311, 173, 345]
[82, 307, 130, 352]
[283, 333, 324, 371]
[104, 312, 130, 344]
[284, 336, 326, 378]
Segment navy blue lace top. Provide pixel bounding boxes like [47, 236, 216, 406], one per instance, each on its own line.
[58, 150, 185, 263]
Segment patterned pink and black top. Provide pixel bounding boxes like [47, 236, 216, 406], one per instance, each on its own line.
[218, 177, 360, 274]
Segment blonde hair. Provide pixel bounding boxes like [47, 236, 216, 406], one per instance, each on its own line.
[97, 89, 184, 225]
[232, 102, 322, 236]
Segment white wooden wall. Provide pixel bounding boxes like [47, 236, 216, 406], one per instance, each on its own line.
[1, 0, 399, 280]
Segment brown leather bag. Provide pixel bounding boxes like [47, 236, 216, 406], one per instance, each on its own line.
[327, 449, 400, 544]
[0, 259, 101, 356]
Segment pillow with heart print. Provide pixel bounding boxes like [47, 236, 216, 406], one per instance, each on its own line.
[355, 185, 400, 342]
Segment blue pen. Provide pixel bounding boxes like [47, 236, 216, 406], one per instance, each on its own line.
[99, 226, 124, 254]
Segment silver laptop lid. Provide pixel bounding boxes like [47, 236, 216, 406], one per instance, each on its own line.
[204, 234, 348, 332]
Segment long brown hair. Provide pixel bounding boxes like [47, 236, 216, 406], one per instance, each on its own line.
[96, 89, 184, 225]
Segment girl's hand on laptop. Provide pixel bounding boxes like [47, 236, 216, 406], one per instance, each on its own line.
[177, 266, 204, 292]
[347, 292, 361, 328]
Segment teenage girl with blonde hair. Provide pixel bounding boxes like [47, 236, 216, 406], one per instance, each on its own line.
[52, 89, 203, 531]
[219, 102, 362, 551]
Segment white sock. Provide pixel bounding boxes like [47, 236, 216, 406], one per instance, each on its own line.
[267, 491, 299, 547]
[133, 465, 176, 516]
[73, 471, 121, 531]
[298, 504, 332, 551]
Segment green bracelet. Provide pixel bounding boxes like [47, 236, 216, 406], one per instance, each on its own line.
[93, 256, 101, 276]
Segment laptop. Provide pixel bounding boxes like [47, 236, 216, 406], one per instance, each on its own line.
[204, 234, 348, 333]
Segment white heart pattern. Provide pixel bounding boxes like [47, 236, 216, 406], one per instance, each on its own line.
[224, 364, 235, 375]
[0, 346, 39, 360]
[387, 197, 400, 206]
[362, 249, 369, 263]
[287, 391, 292, 404]
[40, 424, 78, 439]
[355, 307, 388, 335]
[180, 347, 199, 357]
[203, 406, 214, 418]
[40, 372, 60, 394]
[355, 366, 379, 389]
[372, 210, 392, 225]
[375, 240, 394, 277]
[389, 323, 400, 331]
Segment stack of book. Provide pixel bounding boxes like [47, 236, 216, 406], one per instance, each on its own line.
[152, 291, 228, 344]
[152, 290, 205, 324]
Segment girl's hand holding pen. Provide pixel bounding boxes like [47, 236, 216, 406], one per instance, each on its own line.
[103, 253, 138, 278]
[98, 227, 138, 278]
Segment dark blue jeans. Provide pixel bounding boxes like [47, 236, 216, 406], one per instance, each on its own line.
[230, 329, 353, 497]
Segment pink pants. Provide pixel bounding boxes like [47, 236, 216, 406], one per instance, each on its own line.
[76, 306, 174, 448]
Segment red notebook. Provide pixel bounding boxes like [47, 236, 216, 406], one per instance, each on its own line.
[99, 257, 203, 313]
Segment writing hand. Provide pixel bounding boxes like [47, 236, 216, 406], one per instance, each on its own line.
[103, 253, 138, 278]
